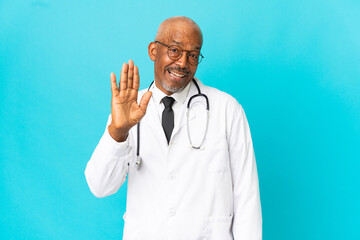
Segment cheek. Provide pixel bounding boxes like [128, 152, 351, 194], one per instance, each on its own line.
[155, 59, 170, 73]
[155, 51, 172, 67]
[154, 59, 164, 73]
[189, 66, 198, 76]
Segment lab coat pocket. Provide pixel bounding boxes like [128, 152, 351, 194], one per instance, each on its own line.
[203, 134, 230, 173]
[202, 134, 232, 215]
[205, 215, 233, 240]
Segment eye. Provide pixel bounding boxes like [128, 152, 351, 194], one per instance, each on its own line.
[169, 47, 180, 53]
[189, 53, 200, 60]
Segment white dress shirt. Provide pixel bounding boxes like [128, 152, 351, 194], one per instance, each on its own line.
[150, 80, 191, 135]
[85, 78, 262, 240]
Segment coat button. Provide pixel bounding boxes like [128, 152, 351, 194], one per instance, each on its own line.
[168, 172, 176, 180]
[168, 208, 176, 217]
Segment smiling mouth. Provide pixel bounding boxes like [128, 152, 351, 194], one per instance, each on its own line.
[168, 70, 187, 78]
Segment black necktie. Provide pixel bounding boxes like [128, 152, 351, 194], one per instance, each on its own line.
[162, 96, 175, 144]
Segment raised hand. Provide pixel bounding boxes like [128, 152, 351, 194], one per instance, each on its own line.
[108, 60, 152, 142]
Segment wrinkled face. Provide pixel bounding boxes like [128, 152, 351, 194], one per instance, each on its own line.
[149, 23, 203, 95]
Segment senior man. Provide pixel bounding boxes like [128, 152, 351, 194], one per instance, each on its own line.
[85, 16, 262, 239]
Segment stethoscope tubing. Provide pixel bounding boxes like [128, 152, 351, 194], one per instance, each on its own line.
[135, 79, 209, 169]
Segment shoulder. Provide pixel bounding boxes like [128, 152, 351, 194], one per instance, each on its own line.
[196, 78, 249, 141]
[197, 79, 245, 115]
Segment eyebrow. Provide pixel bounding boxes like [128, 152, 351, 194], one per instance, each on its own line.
[171, 40, 201, 51]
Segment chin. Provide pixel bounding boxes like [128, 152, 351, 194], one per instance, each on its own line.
[168, 76, 194, 92]
[162, 81, 186, 93]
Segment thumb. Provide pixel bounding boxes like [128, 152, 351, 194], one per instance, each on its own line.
[139, 91, 152, 113]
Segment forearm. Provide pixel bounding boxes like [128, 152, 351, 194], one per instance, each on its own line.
[231, 152, 262, 239]
[85, 117, 134, 198]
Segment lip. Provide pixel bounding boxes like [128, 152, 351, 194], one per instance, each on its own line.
[167, 69, 187, 81]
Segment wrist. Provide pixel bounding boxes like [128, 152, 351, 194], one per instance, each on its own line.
[108, 123, 129, 142]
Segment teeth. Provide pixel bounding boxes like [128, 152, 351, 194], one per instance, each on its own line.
[169, 70, 185, 78]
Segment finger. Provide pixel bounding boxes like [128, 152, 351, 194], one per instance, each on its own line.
[133, 65, 140, 91]
[119, 63, 128, 91]
[110, 72, 118, 95]
[127, 60, 134, 90]
[139, 91, 152, 113]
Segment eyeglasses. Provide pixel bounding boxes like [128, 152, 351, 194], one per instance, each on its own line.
[154, 41, 204, 66]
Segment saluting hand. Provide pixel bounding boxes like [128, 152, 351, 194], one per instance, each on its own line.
[108, 60, 152, 142]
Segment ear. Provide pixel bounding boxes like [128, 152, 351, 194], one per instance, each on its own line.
[148, 42, 157, 61]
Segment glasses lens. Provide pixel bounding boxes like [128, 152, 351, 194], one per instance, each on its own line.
[188, 52, 201, 65]
[165, 43, 203, 65]
[168, 46, 182, 59]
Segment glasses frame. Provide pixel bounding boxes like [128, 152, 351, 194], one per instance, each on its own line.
[154, 41, 204, 65]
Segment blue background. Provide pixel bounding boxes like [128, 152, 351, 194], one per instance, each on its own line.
[1, 0, 359, 239]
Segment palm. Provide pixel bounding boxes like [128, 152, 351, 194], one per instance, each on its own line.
[112, 88, 144, 128]
[110, 60, 152, 137]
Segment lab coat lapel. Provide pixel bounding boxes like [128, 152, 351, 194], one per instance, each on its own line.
[141, 98, 168, 152]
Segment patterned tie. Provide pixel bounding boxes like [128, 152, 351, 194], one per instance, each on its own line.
[162, 96, 175, 144]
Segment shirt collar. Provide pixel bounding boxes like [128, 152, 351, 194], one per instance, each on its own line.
[151, 80, 192, 106]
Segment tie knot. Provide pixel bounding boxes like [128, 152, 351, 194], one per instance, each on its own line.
[162, 96, 175, 108]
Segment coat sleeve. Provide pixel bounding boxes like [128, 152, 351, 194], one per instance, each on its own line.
[84, 115, 134, 198]
[227, 101, 262, 239]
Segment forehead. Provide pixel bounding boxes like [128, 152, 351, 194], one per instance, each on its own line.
[162, 23, 202, 50]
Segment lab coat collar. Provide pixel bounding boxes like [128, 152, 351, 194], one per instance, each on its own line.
[151, 80, 191, 106]
[142, 78, 206, 147]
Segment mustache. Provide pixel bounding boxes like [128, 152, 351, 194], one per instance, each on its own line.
[165, 66, 190, 75]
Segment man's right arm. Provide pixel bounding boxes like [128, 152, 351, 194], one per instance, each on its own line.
[84, 60, 151, 198]
[84, 115, 132, 198]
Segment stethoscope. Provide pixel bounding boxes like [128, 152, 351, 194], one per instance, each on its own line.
[135, 79, 209, 170]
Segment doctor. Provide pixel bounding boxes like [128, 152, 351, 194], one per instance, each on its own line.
[85, 16, 262, 239]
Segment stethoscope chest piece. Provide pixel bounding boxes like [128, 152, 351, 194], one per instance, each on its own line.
[136, 156, 142, 170]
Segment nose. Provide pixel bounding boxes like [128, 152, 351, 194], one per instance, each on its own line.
[175, 52, 189, 68]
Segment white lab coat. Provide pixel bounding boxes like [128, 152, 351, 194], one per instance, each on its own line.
[85, 78, 262, 240]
